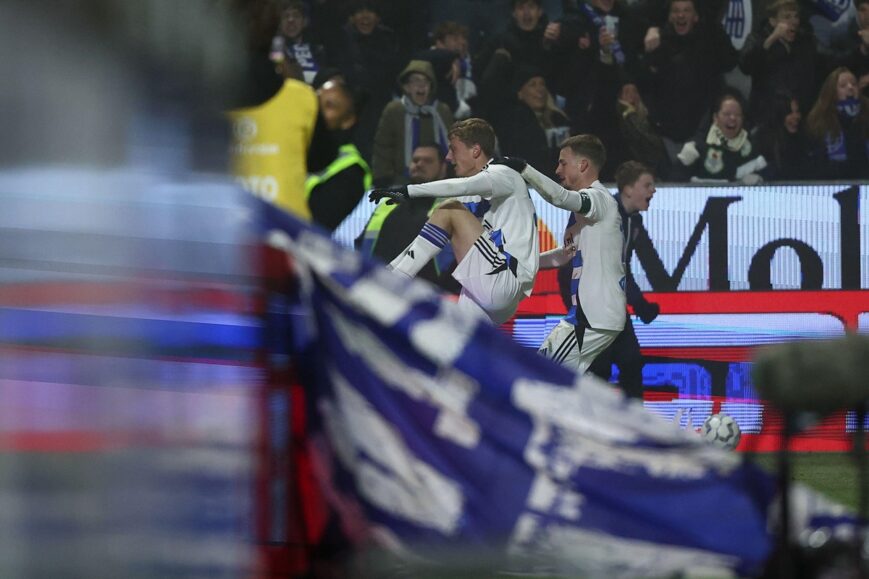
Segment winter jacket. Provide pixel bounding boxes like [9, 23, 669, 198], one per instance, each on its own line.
[636, 21, 738, 142]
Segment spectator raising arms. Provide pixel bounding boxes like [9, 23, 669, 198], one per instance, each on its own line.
[739, 0, 825, 130]
[415, 21, 474, 118]
[475, 0, 564, 81]
[555, 0, 649, 179]
[432, 21, 477, 119]
[635, 0, 738, 150]
[806, 66, 869, 179]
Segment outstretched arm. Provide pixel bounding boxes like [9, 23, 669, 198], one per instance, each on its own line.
[520, 163, 590, 213]
[369, 170, 495, 205]
[490, 156, 609, 218]
[489, 156, 587, 212]
[407, 170, 495, 199]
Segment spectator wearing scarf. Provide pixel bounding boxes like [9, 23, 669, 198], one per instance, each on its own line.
[676, 91, 766, 182]
[806, 66, 869, 178]
[371, 60, 453, 186]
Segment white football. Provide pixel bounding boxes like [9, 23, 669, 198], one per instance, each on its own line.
[702, 413, 741, 450]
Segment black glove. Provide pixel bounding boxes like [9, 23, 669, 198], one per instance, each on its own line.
[490, 156, 527, 173]
[369, 185, 409, 205]
[635, 301, 660, 324]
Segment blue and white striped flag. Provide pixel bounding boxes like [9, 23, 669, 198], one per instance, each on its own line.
[261, 202, 858, 577]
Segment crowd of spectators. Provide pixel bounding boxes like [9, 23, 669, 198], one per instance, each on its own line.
[274, 0, 869, 183]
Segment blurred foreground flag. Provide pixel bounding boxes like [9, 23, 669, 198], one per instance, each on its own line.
[262, 204, 859, 578]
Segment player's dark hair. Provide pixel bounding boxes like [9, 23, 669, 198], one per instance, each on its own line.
[559, 134, 606, 172]
[615, 161, 653, 192]
[448, 118, 496, 157]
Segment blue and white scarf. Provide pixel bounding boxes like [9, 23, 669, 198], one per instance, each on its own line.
[401, 96, 449, 172]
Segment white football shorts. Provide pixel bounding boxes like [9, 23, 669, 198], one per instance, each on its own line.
[539, 318, 620, 374]
[451, 232, 523, 325]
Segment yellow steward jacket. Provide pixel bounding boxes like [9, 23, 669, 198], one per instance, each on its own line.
[228, 78, 317, 218]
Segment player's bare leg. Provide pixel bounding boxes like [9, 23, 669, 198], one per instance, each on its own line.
[426, 199, 484, 263]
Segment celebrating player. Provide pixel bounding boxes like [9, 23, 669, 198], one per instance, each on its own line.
[493, 135, 625, 374]
[588, 161, 659, 397]
[369, 118, 539, 324]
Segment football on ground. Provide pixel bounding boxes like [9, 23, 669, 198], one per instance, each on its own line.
[702, 413, 741, 450]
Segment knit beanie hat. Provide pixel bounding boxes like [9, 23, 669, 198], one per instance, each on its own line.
[511, 64, 544, 94]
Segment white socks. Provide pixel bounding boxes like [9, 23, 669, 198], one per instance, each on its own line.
[388, 222, 449, 278]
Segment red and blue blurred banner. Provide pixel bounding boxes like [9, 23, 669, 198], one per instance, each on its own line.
[0, 169, 262, 576]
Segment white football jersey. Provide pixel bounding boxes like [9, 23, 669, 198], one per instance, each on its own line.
[571, 180, 627, 331]
[407, 162, 540, 296]
[522, 166, 626, 331]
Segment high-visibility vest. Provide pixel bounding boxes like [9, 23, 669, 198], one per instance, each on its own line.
[228, 79, 317, 218]
[358, 200, 398, 256]
[359, 197, 445, 258]
[304, 143, 372, 198]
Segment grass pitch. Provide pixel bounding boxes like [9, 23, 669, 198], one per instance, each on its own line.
[747, 452, 864, 510]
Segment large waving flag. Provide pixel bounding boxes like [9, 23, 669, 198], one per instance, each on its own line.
[261, 202, 857, 577]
